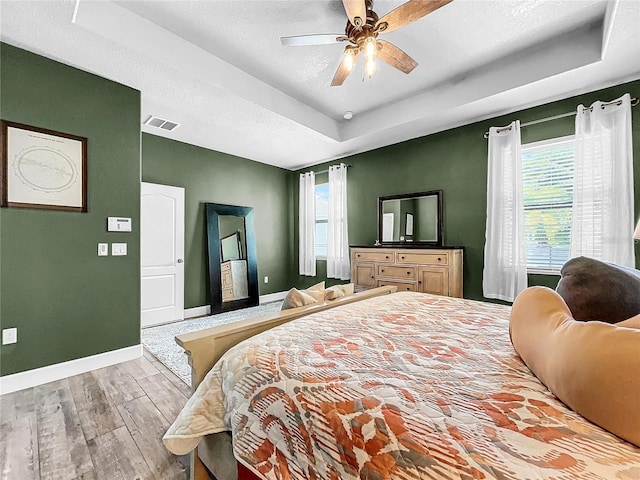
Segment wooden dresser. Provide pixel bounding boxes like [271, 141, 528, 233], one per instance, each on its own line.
[221, 260, 249, 302]
[350, 247, 463, 297]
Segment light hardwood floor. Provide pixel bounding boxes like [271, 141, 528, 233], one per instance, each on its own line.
[0, 350, 197, 480]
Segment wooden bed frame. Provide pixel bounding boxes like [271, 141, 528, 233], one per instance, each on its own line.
[174, 285, 398, 480]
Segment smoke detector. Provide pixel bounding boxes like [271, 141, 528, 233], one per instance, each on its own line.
[143, 115, 180, 132]
[343, 111, 354, 120]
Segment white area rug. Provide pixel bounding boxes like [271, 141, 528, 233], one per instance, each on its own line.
[142, 302, 282, 384]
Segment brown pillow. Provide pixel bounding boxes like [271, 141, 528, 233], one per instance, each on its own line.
[555, 256, 640, 323]
[280, 281, 325, 310]
[325, 283, 355, 301]
[510, 286, 640, 447]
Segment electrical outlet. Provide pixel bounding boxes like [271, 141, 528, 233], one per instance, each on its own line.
[98, 243, 108, 256]
[2, 328, 17, 345]
[264, 276, 269, 284]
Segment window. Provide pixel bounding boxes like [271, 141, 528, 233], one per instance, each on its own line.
[522, 136, 575, 273]
[314, 183, 329, 258]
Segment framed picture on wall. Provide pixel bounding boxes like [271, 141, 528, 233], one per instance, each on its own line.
[1, 120, 87, 212]
[405, 212, 414, 236]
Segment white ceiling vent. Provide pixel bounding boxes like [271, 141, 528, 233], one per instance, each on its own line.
[143, 115, 181, 132]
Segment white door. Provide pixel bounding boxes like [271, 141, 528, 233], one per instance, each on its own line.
[141, 182, 185, 327]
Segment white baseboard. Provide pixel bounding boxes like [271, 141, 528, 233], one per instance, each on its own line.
[0, 344, 142, 395]
[184, 305, 210, 319]
[260, 291, 288, 303]
[184, 291, 287, 319]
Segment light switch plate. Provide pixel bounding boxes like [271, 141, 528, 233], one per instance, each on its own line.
[2, 328, 17, 345]
[112, 243, 127, 256]
[98, 243, 108, 256]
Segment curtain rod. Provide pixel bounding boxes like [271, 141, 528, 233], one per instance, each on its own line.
[483, 96, 639, 139]
[313, 163, 352, 175]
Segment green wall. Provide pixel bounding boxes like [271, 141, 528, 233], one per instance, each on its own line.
[294, 80, 640, 300]
[0, 43, 142, 376]
[141, 134, 292, 308]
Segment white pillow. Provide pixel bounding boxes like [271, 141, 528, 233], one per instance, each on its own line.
[325, 283, 355, 301]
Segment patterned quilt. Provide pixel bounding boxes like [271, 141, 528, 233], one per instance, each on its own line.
[164, 292, 640, 479]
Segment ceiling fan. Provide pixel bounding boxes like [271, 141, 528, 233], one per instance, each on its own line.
[281, 0, 452, 86]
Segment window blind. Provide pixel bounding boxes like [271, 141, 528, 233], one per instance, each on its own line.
[521, 136, 575, 272]
[315, 183, 329, 257]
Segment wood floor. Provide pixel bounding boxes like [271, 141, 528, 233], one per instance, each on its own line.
[0, 350, 197, 480]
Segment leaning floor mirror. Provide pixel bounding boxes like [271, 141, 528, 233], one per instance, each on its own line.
[205, 203, 259, 314]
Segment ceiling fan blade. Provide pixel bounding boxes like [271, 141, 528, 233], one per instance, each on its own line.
[377, 40, 418, 74]
[342, 0, 367, 27]
[331, 48, 360, 87]
[281, 34, 348, 47]
[376, 0, 452, 34]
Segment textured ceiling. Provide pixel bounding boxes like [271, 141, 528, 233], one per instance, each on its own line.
[1, 0, 639, 170]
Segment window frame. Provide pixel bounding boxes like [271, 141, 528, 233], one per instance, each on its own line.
[521, 135, 575, 275]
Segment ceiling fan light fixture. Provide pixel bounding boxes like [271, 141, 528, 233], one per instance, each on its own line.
[281, 0, 453, 86]
[344, 49, 355, 72]
[364, 36, 376, 59]
[366, 56, 377, 77]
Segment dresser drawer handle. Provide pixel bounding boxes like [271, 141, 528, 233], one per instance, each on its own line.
[401, 256, 405, 259]
[381, 269, 385, 273]
[406, 287, 410, 291]
[407, 271, 411, 275]
[357, 254, 360, 257]
[438, 257, 442, 261]
[371, 275, 374, 279]
[385, 255, 389, 259]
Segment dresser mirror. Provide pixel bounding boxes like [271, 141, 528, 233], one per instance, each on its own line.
[205, 203, 259, 313]
[378, 190, 443, 246]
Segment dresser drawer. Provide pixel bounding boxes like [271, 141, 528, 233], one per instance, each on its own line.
[396, 252, 448, 266]
[222, 287, 234, 301]
[352, 250, 395, 263]
[377, 280, 416, 292]
[377, 265, 416, 280]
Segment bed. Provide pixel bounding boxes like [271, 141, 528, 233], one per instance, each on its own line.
[165, 290, 640, 480]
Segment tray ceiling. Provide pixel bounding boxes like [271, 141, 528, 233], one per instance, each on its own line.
[1, 0, 639, 169]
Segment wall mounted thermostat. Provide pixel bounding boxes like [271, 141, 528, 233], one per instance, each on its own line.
[107, 217, 132, 232]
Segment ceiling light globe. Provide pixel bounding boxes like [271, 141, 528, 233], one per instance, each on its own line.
[366, 57, 377, 77]
[365, 38, 376, 59]
[344, 50, 354, 72]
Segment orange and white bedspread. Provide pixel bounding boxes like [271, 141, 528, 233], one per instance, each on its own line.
[164, 292, 640, 479]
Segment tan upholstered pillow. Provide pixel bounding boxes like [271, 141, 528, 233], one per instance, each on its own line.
[305, 281, 326, 303]
[325, 283, 355, 301]
[280, 282, 325, 310]
[510, 286, 640, 447]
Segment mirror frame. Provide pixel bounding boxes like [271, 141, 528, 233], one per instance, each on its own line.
[378, 190, 443, 246]
[205, 203, 259, 314]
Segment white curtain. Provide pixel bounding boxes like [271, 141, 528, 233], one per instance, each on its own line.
[327, 164, 350, 280]
[571, 94, 634, 267]
[299, 171, 316, 276]
[483, 121, 528, 302]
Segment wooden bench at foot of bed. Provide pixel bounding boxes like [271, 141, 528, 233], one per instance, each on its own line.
[174, 285, 397, 480]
